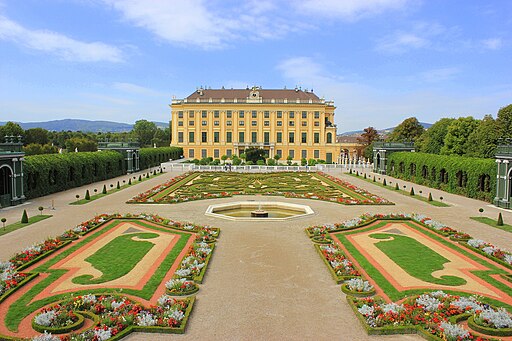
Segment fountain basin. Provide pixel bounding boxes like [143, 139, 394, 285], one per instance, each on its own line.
[205, 201, 314, 221]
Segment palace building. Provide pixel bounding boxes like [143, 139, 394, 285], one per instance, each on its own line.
[170, 86, 341, 163]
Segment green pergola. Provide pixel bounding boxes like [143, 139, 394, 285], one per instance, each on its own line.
[0, 136, 25, 208]
[98, 141, 140, 173]
[494, 140, 512, 208]
[373, 141, 415, 175]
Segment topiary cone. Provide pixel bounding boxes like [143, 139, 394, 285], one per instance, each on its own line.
[410, 187, 415, 196]
[428, 193, 432, 201]
[138, 175, 142, 181]
[497, 212, 504, 226]
[85, 189, 90, 200]
[21, 209, 29, 224]
[373, 176, 376, 182]
[128, 178, 132, 185]
[102, 184, 107, 194]
[383, 179, 387, 186]
[117, 181, 120, 189]
[395, 183, 399, 190]
[363, 173, 367, 179]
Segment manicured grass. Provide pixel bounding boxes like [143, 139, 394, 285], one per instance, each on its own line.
[70, 171, 164, 205]
[370, 233, 466, 286]
[347, 173, 449, 207]
[5, 219, 192, 331]
[73, 232, 158, 285]
[470, 216, 512, 233]
[0, 215, 52, 237]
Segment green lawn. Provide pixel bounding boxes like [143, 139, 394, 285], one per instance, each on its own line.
[470, 216, 512, 233]
[370, 233, 466, 286]
[73, 232, 158, 285]
[347, 173, 449, 207]
[0, 215, 52, 237]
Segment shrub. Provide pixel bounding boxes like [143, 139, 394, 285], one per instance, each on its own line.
[497, 212, 504, 226]
[410, 187, 415, 196]
[383, 178, 386, 186]
[395, 183, 399, 190]
[128, 178, 132, 185]
[21, 209, 29, 224]
[85, 190, 90, 200]
[428, 193, 432, 201]
[116, 181, 120, 189]
[138, 175, 142, 181]
[102, 185, 107, 194]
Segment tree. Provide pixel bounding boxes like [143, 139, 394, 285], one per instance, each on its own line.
[133, 120, 157, 147]
[286, 155, 293, 165]
[273, 154, 281, 163]
[21, 209, 29, 224]
[387, 117, 424, 142]
[65, 137, 97, 152]
[0, 122, 24, 142]
[152, 127, 170, 147]
[24, 128, 49, 145]
[466, 115, 498, 158]
[357, 127, 379, 146]
[440, 116, 479, 156]
[496, 104, 512, 138]
[221, 155, 228, 164]
[245, 148, 266, 164]
[416, 118, 454, 154]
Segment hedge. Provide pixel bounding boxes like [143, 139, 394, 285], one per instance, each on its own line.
[386, 152, 496, 202]
[23, 147, 183, 199]
[139, 147, 182, 169]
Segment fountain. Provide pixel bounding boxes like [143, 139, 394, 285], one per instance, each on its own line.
[251, 202, 269, 218]
[205, 201, 314, 221]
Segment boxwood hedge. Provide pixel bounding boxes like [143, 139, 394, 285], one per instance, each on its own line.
[387, 152, 496, 202]
[23, 147, 182, 199]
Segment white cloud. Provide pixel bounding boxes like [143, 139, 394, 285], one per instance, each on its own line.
[295, 0, 412, 20]
[376, 22, 453, 53]
[482, 38, 502, 50]
[112, 82, 165, 96]
[0, 15, 123, 62]
[419, 67, 460, 83]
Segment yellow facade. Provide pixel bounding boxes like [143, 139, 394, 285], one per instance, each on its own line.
[170, 87, 340, 163]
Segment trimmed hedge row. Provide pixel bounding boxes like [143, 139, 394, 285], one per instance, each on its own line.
[23, 147, 183, 199]
[387, 152, 496, 202]
[139, 147, 182, 169]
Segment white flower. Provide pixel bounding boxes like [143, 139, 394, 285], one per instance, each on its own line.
[346, 278, 373, 292]
[93, 327, 112, 341]
[416, 294, 441, 312]
[111, 299, 126, 310]
[136, 311, 157, 326]
[167, 308, 185, 321]
[439, 321, 470, 341]
[82, 294, 97, 305]
[451, 296, 482, 312]
[157, 294, 177, 308]
[468, 239, 486, 248]
[32, 331, 60, 341]
[429, 290, 448, 298]
[477, 307, 512, 328]
[34, 310, 57, 327]
[357, 304, 375, 316]
[175, 268, 192, 277]
[505, 254, 512, 265]
[380, 303, 404, 314]
[482, 246, 499, 256]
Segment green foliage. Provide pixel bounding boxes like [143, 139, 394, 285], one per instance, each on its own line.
[117, 181, 120, 189]
[466, 115, 498, 158]
[24, 128, 49, 145]
[266, 158, 276, 166]
[428, 193, 432, 201]
[382, 178, 386, 186]
[139, 147, 182, 169]
[85, 190, 90, 200]
[65, 137, 97, 152]
[23, 143, 58, 156]
[21, 210, 29, 224]
[395, 183, 399, 190]
[496, 104, 512, 138]
[128, 178, 132, 185]
[387, 152, 496, 202]
[416, 118, 454, 154]
[410, 187, 415, 196]
[387, 117, 424, 142]
[133, 119, 157, 147]
[0, 122, 24, 142]
[102, 184, 107, 194]
[497, 212, 503, 226]
[301, 158, 307, 166]
[440, 116, 479, 156]
[256, 160, 265, 165]
[358, 126, 379, 145]
[244, 147, 266, 164]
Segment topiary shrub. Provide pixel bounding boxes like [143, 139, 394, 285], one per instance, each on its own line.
[363, 173, 367, 179]
[383, 179, 387, 186]
[395, 183, 399, 190]
[410, 187, 415, 196]
[85, 189, 90, 200]
[428, 193, 432, 201]
[128, 178, 132, 185]
[138, 175, 142, 181]
[102, 184, 107, 194]
[116, 181, 120, 189]
[497, 212, 504, 226]
[21, 209, 29, 224]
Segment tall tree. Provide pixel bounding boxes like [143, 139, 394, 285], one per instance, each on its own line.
[416, 118, 454, 154]
[440, 116, 479, 156]
[133, 119, 157, 147]
[0, 122, 24, 142]
[387, 117, 424, 142]
[24, 127, 49, 145]
[466, 115, 498, 158]
[357, 127, 379, 146]
[496, 104, 512, 138]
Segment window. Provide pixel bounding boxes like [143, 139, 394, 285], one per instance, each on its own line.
[301, 132, 307, 143]
[289, 111, 295, 118]
[214, 121, 219, 126]
[289, 121, 295, 126]
[314, 111, 320, 119]
[302, 111, 307, 119]
[189, 149, 194, 158]
[301, 121, 307, 126]
[188, 132, 195, 143]
[277, 132, 282, 143]
[227, 120, 232, 126]
[264, 111, 269, 118]
[327, 132, 332, 143]
[189, 110, 194, 118]
[178, 121, 183, 126]
[239, 121, 245, 126]
[314, 121, 319, 127]
[226, 131, 232, 143]
[214, 132, 220, 143]
[202, 132, 207, 143]
[264, 132, 270, 143]
[239, 110, 244, 118]
[289, 150, 295, 158]
[201, 149, 207, 158]
[214, 110, 219, 118]
[277, 111, 282, 118]
[178, 111, 183, 118]
[202, 120, 207, 126]
[302, 150, 307, 159]
[214, 149, 219, 158]
[252, 110, 257, 118]
[314, 132, 320, 143]
[264, 121, 270, 126]
[252, 131, 257, 143]
[277, 121, 282, 126]
[189, 120, 195, 126]
[178, 132, 184, 143]
[227, 110, 232, 118]
[252, 121, 257, 126]
[201, 110, 207, 118]
[226, 149, 232, 157]
[276, 149, 282, 157]
[239, 132, 245, 143]
[289, 132, 295, 143]
[314, 150, 319, 158]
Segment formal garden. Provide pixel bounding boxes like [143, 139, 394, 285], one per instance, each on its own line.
[0, 213, 219, 340]
[128, 171, 393, 205]
[306, 214, 512, 339]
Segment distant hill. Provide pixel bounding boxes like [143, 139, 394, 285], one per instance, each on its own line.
[340, 122, 432, 136]
[0, 119, 169, 132]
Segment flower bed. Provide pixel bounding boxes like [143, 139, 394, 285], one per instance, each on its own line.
[351, 291, 498, 340]
[468, 307, 512, 336]
[341, 278, 375, 297]
[32, 305, 84, 334]
[31, 293, 194, 340]
[316, 244, 360, 284]
[165, 278, 199, 296]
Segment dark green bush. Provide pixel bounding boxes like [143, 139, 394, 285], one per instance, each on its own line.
[139, 147, 182, 169]
[21, 209, 29, 223]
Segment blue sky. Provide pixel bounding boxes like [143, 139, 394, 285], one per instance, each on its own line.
[0, 0, 511, 132]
